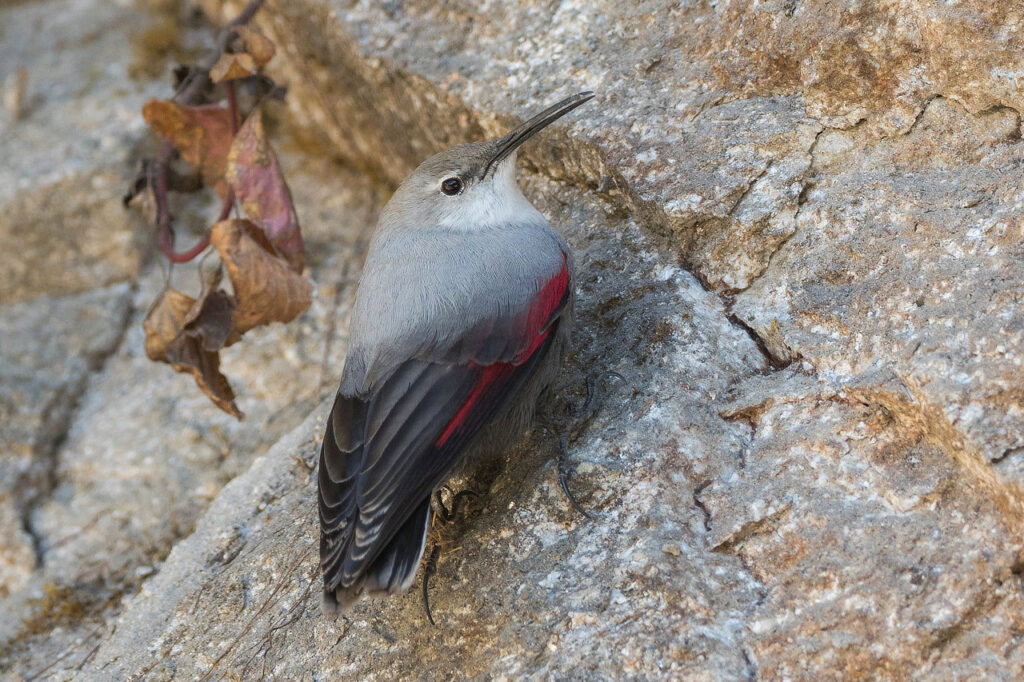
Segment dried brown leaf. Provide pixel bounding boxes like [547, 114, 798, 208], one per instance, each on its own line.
[142, 99, 233, 197]
[166, 333, 242, 419]
[143, 285, 242, 419]
[143, 287, 195, 361]
[226, 110, 305, 272]
[210, 52, 257, 83]
[210, 219, 313, 345]
[235, 27, 276, 67]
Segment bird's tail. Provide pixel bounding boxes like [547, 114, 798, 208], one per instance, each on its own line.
[322, 498, 433, 617]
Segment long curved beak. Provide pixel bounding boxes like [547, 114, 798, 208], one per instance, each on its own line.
[482, 91, 594, 178]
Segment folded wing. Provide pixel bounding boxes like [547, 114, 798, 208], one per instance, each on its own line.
[319, 257, 569, 606]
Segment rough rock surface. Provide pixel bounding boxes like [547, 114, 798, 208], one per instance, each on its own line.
[0, 284, 133, 599]
[2, 0, 1023, 679]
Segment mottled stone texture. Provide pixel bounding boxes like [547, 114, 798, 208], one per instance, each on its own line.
[2, 0, 1023, 679]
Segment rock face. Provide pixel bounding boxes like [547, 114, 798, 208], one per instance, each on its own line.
[2, 0, 1023, 679]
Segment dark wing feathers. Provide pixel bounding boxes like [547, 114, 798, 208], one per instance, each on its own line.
[319, 264, 570, 598]
[363, 498, 432, 593]
[318, 397, 367, 574]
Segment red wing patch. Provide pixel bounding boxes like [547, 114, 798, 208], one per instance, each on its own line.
[435, 363, 512, 446]
[435, 257, 569, 447]
[516, 256, 569, 362]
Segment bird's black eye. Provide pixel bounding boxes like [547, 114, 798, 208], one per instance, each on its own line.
[440, 177, 463, 196]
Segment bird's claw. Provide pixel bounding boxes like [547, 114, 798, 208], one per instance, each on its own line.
[431, 486, 481, 525]
[557, 370, 624, 518]
[572, 370, 625, 424]
[421, 544, 441, 627]
[423, 485, 481, 625]
[558, 432, 593, 519]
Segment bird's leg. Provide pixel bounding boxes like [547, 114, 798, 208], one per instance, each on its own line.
[555, 370, 625, 518]
[421, 544, 441, 627]
[422, 486, 482, 625]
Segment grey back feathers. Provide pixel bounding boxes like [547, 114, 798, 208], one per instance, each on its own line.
[343, 220, 568, 397]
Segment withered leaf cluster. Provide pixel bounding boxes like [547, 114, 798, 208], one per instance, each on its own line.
[132, 20, 311, 419]
[144, 220, 312, 418]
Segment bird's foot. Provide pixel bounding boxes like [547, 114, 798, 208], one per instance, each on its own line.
[431, 486, 481, 525]
[571, 370, 624, 431]
[555, 370, 624, 518]
[422, 486, 481, 626]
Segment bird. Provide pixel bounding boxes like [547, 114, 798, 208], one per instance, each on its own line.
[318, 92, 593, 617]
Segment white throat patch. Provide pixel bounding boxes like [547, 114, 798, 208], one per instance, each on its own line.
[436, 161, 546, 232]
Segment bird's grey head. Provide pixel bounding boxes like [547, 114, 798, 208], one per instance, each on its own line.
[378, 92, 593, 233]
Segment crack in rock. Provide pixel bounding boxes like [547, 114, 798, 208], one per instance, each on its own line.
[14, 284, 136, 570]
[725, 313, 794, 371]
[693, 480, 713, 532]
